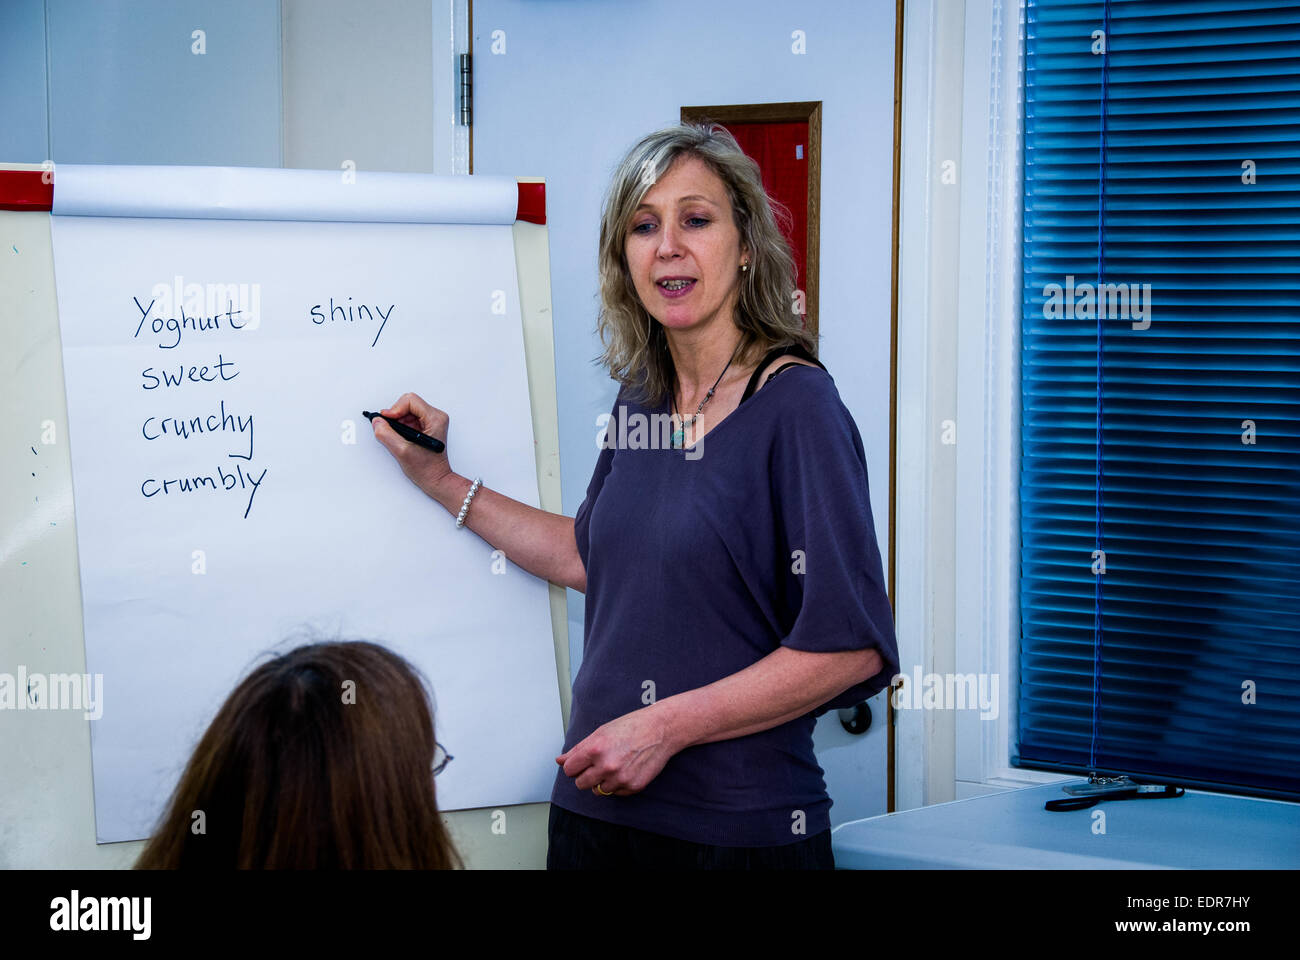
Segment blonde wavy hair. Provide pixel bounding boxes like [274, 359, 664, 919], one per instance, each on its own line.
[594, 122, 814, 407]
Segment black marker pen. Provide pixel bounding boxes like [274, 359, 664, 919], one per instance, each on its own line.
[363, 411, 446, 453]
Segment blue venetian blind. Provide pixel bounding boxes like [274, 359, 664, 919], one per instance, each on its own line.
[1018, 0, 1300, 799]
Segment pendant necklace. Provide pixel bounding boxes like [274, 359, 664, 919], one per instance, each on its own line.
[670, 339, 744, 449]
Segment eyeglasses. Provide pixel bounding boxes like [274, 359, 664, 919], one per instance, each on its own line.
[433, 741, 454, 777]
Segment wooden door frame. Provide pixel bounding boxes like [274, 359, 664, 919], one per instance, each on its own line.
[680, 102, 822, 341]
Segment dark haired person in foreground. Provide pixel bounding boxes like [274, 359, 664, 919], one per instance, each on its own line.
[136, 640, 461, 869]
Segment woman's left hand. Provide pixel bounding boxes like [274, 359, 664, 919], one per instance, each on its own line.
[556, 706, 680, 797]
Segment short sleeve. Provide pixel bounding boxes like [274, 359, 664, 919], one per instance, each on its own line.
[772, 377, 900, 714]
[572, 389, 622, 571]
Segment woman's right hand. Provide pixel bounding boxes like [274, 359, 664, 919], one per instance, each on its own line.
[371, 392, 455, 498]
[372, 393, 586, 590]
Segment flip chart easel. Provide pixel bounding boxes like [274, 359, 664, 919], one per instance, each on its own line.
[0, 162, 570, 865]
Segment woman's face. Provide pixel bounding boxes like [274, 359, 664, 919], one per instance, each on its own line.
[624, 154, 749, 337]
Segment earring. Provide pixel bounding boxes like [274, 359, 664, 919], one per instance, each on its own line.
[741, 261, 749, 272]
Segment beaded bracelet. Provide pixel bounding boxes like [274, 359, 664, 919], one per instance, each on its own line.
[455, 477, 483, 529]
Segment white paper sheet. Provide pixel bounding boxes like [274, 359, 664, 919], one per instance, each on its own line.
[52, 164, 520, 224]
[50, 212, 563, 842]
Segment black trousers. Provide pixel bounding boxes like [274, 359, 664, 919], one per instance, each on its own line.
[546, 804, 835, 870]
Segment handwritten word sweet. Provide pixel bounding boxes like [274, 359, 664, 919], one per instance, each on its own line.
[141, 354, 240, 390]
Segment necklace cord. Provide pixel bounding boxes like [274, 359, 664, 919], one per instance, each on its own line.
[669, 338, 745, 446]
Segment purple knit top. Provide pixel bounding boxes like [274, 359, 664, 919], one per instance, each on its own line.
[550, 364, 899, 846]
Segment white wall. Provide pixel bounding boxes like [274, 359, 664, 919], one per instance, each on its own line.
[281, 0, 435, 172]
[2, 0, 282, 167]
[0, 0, 48, 163]
[51, 0, 281, 165]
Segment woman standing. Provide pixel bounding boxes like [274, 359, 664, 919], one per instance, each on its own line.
[372, 123, 898, 869]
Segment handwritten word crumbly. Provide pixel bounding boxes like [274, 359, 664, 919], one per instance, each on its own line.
[133, 295, 250, 350]
[141, 353, 240, 389]
[309, 297, 395, 348]
[141, 463, 268, 519]
[141, 400, 254, 460]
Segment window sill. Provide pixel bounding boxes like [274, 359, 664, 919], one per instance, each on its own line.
[834, 780, 1300, 869]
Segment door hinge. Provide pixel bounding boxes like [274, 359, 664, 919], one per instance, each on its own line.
[459, 53, 473, 127]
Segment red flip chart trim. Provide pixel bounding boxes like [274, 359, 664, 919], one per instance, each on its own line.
[517, 181, 546, 225]
[0, 169, 54, 211]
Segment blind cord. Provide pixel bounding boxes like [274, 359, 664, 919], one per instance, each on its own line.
[1090, 0, 1113, 774]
